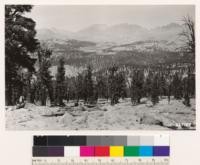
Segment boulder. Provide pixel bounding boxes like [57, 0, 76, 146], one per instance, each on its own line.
[140, 114, 163, 126]
[59, 112, 74, 126]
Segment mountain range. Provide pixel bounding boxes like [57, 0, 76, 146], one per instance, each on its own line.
[36, 23, 183, 44]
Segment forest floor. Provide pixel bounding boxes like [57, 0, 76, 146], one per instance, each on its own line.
[5, 97, 196, 130]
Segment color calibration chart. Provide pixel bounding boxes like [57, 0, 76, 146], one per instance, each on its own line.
[32, 135, 170, 165]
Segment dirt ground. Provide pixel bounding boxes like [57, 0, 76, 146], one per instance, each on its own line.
[5, 97, 196, 130]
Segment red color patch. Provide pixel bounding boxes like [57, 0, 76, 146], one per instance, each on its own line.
[95, 146, 109, 156]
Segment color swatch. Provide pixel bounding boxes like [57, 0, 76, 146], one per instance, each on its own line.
[139, 146, 153, 156]
[110, 146, 124, 157]
[124, 146, 139, 156]
[80, 146, 95, 157]
[33, 135, 170, 157]
[95, 146, 109, 156]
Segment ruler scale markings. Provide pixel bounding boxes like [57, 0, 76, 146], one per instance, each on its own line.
[32, 158, 169, 165]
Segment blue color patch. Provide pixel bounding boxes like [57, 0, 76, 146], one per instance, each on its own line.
[139, 146, 153, 156]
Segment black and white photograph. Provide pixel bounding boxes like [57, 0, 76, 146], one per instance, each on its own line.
[5, 5, 195, 130]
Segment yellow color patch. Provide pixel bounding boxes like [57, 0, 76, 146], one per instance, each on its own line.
[110, 146, 124, 157]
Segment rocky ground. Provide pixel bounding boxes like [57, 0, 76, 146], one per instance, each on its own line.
[5, 97, 196, 130]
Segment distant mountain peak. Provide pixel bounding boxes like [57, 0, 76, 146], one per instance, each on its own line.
[157, 23, 182, 30]
[77, 24, 108, 33]
[113, 23, 143, 27]
[166, 22, 181, 27]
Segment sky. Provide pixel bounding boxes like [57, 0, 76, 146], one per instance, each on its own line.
[26, 5, 195, 32]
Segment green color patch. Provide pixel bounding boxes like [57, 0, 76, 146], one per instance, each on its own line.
[124, 146, 139, 156]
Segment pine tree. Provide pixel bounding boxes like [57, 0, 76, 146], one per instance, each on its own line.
[36, 46, 54, 106]
[83, 65, 94, 104]
[186, 66, 195, 97]
[144, 71, 152, 98]
[108, 65, 126, 105]
[23, 71, 35, 103]
[68, 77, 77, 101]
[172, 72, 182, 99]
[5, 5, 38, 105]
[108, 65, 118, 105]
[75, 73, 84, 104]
[131, 70, 144, 105]
[179, 15, 195, 54]
[96, 74, 107, 99]
[182, 67, 192, 107]
[116, 71, 127, 100]
[159, 73, 166, 99]
[182, 76, 190, 106]
[56, 58, 65, 106]
[166, 75, 172, 104]
[64, 78, 70, 103]
[151, 74, 159, 105]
